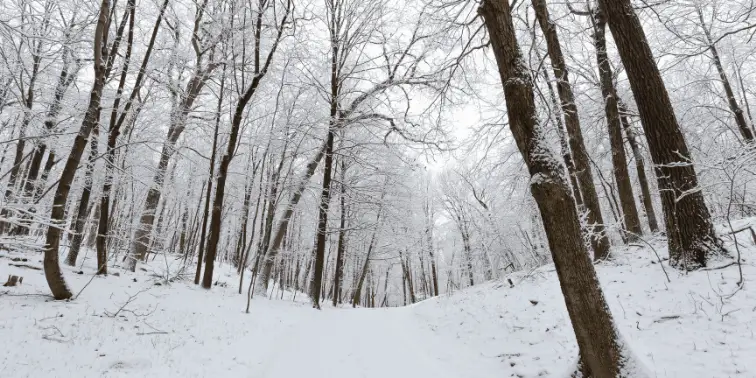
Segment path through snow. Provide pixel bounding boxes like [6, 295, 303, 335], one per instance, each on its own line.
[254, 307, 500, 378]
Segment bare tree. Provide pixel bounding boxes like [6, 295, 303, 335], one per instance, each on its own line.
[598, 0, 723, 269]
[43, 0, 111, 299]
[531, 0, 610, 259]
[479, 0, 636, 375]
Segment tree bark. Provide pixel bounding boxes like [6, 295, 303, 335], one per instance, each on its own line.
[194, 70, 224, 284]
[618, 101, 659, 233]
[480, 1, 629, 375]
[64, 125, 98, 267]
[532, 0, 610, 260]
[598, 0, 721, 269]
[97, 0, 166, 275]
[332, 158, 348, 306]
[44, 0, 111, 299]
[202, 0, 291, 288]
[591, 8, 643, 242]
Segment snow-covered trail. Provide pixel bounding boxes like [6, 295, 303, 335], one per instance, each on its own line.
[253, 306, 501, 378]
[4, 234, 756, 377]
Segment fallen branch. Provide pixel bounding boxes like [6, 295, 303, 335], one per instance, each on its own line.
[137, 331, 169, 336]
[701, 262, 737, 271]
[9, 263, 42, 270]
[653, 315, 681, 323]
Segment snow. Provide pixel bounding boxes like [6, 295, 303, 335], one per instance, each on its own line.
[2, 232, 755, 377]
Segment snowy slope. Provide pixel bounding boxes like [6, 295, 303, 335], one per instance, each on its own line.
[2, 234, 755, 378]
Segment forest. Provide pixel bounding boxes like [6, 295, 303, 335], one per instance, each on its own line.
[1, 0, 755, 376]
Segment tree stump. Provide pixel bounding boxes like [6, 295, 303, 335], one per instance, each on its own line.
[3, 275, 23, 287]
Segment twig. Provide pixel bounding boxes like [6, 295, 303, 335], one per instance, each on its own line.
[701, 262, 737, 271]
[136, 331, 169, 336]
[105, 287, 150, 318]
[74, 261, 109, 300]
[626, 231, 671, 283]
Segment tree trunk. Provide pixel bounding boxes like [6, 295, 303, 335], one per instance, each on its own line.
[618, 101, 659, 233]
[64, 125, 98, 267]
[423, 196, 439, 296]
[97, 0, 166, 275]
[44, 0, 111, 299]
[696, 7, 753, 142]
[535, 46, 583, 206]
[591, 9, 643, 241]
[598, 0, 721, 269]
[352, 202, 384, 308]
[256, 140, 328, 295]
[332, 158, 348, 306]
[0, 42, 42, 235]
[532, 0, 610, 260]
[480, 1, 631, 375]
[195, 71, 224, 284]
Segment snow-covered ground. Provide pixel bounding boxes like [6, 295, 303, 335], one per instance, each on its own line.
[2, 231, 755, 377]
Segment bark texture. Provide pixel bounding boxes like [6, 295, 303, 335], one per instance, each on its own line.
[43, 0, 111, 299]
[532, 0, 610, 260]
[598, 0, 721, 268]
[591, 8, 642, 241]
[480, 0, 627, 375]
[618, 102, 659, 233]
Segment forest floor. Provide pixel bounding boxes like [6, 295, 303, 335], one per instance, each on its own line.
[2, 222, 756, 377]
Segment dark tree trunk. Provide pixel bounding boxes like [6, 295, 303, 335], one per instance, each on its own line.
[591, 8, 643, 241]
[202, 1, 291, 288]
[44, 0, 111, 299]
[532, 0, 610, 260]
[195, 71, 224, 284]
[598, 0, 721, 269]
[618, 101, 659, 233]
[64, 125, 98, 267]
[97, 0, 166, 275]
[480, 1, 628, 375]
[332, 158, 348, 306]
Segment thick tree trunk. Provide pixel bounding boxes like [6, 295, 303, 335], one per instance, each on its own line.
[591, 9, 642, 242]
[44, 0, 111, 299]
[598, 0, 721, 269]
[536, 48, 583, 206]
[480, 1, 632, 375]
[532, 0, 610, 260]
